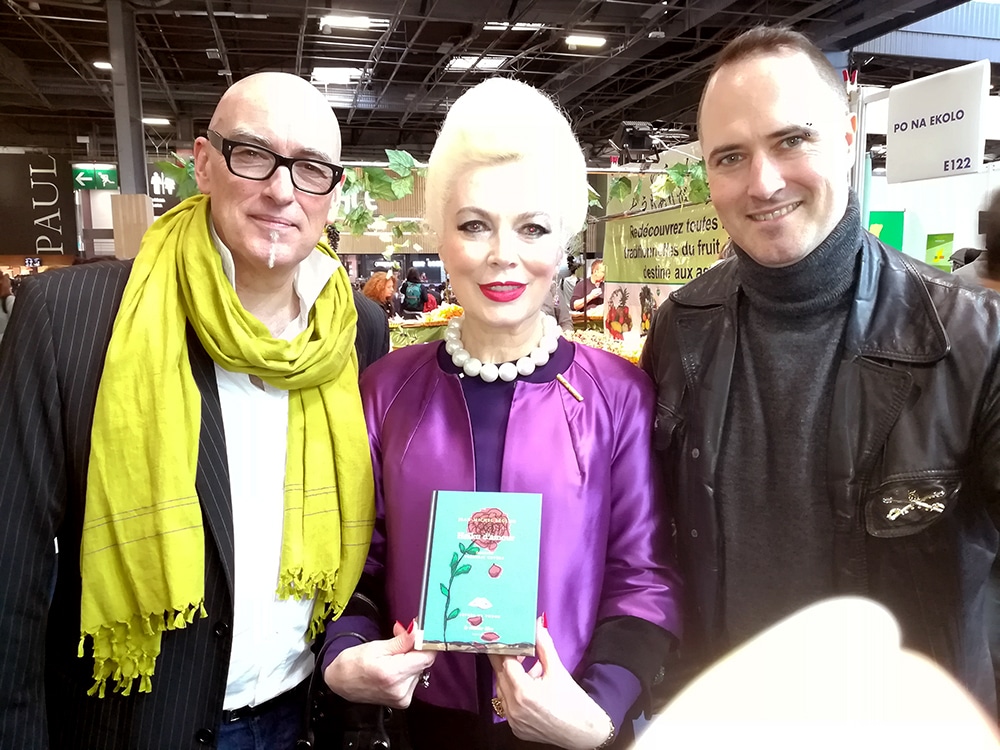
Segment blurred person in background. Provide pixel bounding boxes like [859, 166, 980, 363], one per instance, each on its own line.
[556, 252, 580, 313]
[363, 271, 401, 318]
[541, 279, 574, 332]
[0, 272, 14, 347]
[954, 189, 1000, 293]
[399, 267, 430, 318]
[571, 258, 605, 313]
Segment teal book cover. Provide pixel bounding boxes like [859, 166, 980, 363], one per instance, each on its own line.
[415, 490, 542, 655]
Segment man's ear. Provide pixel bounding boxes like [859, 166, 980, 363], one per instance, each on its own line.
[192, 136, 213, 195]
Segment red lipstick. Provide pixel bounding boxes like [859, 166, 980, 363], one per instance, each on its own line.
[479, 282, 525, 303]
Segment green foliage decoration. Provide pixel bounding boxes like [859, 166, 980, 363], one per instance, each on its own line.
[154, 153, 200, 200]
[609, 159, 710, 213]
[587, 184, 603, 209]
[337, 149, 425, 257]
[153, 148, 424, 255]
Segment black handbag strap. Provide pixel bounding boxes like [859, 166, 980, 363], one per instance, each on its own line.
[298, 631, 371, 749]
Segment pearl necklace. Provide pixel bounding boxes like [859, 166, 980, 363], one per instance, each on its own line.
[444, 315, 560, 383]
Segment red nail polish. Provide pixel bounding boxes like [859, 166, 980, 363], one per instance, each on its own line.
[407, 619, 416, 634]
[542, 612, 548, 629]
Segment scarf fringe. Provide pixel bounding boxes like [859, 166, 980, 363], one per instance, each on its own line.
[278, 568, 346, 641]
[81, 601, 206, 698]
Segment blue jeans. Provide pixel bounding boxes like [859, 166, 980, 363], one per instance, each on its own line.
[217, 698, 304, 750]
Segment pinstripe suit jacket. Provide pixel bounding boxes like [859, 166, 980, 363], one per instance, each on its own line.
[0, 260, 388, 750]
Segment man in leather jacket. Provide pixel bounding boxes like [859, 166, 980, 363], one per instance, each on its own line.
[641, 26, 1000, 715]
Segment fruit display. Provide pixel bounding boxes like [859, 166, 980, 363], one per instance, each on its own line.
[569, 329, 644, 365]
[420, 303, 464, 323]
[639, 285, 658, 333]
[604, 287, 633, 340]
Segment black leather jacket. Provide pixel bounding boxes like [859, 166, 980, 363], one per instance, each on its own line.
[642, 230, 1000, 713]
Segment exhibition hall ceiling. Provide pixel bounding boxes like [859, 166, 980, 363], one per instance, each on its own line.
[0, 0, 986, 162]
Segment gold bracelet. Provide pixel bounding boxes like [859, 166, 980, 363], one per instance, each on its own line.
[593, 712, 616, 749]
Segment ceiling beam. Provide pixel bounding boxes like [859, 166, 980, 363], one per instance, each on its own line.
[347, 0, 408, 124]
[802, 0, 970, 50]
[4, 0, 113, 108]
[204, 0, 234, 87]
[635, 83, 703, 125]
[293, 1, 308, 76]
[550, 0, 740, 105]
[574, 46, 716, 132]
[364, 0, 440, 120]
[0, 40, 52, 108]
[136, 31, 178, 116]
[609, 0, 856, 135]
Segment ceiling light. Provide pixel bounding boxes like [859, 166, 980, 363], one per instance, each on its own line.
[446, 55, 511, 72]
[93, 61, 112, 70]
[483, 21, 544, 31]
[311, 66, 364, 84]
[318, 15, 388, 31]
[142, 117, 171, 126]
[565, 35, 606, 47]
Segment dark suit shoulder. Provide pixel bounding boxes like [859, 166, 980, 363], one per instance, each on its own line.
[16, 260, 131, 323]
[352, 289, 389, 373]
[22, 259, 131, 293]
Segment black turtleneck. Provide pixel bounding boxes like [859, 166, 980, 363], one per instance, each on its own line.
[718, 194, 861, 648]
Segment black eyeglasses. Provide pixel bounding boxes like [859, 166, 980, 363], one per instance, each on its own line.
[206, 129, 344, 195]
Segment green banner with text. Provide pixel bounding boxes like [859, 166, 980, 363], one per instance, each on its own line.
[602, 201, 728, 338]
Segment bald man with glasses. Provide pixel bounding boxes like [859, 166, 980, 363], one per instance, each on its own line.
[0, 72, 388, 750]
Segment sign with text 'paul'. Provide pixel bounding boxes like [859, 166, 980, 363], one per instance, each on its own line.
[0, 154, 78, 255]
[886, 59, 989, 184]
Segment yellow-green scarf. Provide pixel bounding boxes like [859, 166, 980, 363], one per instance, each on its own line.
[81, 194, 374, 697]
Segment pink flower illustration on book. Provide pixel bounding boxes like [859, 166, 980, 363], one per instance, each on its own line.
[467, 508, 510, 551]
[439, 507, 510, 644]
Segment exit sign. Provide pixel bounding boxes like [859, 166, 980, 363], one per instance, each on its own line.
[72, 164, 119, 190]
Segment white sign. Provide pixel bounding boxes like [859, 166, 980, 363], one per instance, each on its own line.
[886, 59, 989, 184]
[146, 167, 180, 217]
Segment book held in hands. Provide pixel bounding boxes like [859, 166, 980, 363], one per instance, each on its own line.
[414, 490, 542, 656]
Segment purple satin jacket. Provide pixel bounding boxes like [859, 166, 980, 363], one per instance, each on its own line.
[355, 341, 681, 713]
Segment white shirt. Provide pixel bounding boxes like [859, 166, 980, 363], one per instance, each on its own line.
[210, 225, 339, 710]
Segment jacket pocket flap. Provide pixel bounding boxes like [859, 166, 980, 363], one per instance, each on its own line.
[864, 478, 958, 538]
[653, 408, 682, 451]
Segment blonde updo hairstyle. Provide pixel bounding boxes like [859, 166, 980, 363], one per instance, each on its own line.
[425, 77, 589, 251]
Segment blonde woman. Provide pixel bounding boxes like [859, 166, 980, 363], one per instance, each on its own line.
[322, 78, 680, 749]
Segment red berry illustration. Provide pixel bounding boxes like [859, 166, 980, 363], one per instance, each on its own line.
[481, 631, 500, 642]
[468, 615, 483, 626]
[488, 564, 502, 578]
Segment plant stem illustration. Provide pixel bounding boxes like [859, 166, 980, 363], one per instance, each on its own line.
[440, 542, 479, 644]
